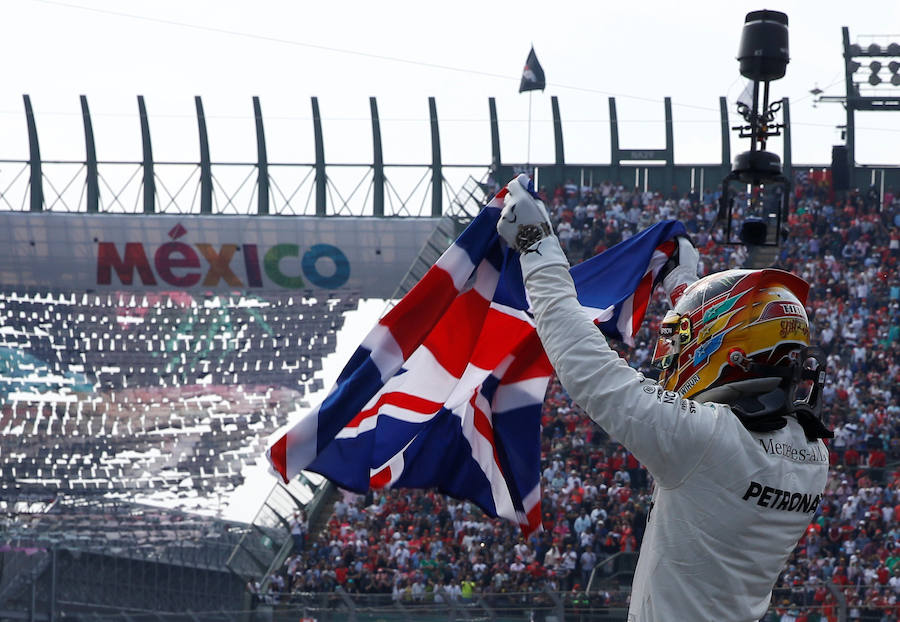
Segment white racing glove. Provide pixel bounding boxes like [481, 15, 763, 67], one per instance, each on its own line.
[497, 174, 554, 254]
[659, 235, 700, 306]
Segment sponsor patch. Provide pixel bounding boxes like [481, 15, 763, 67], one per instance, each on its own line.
[779, 318, 810, 339]
[758, 438, 827, 463]
[759, 301, 806, 322]
[655, 387, 678, 404]
[742, 480, 822, 513]
[678, 374, 700, 396]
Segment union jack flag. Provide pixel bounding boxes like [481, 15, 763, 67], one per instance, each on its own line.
[268, 183, 685, 536]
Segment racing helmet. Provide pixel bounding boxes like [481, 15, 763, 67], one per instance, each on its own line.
[651, 269, 830, 437]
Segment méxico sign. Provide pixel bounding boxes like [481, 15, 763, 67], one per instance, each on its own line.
[0, 213, 441, 298]
[96, 223, 352, 289]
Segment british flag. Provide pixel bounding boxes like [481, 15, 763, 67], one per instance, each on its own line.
[268, 183, 685, 536]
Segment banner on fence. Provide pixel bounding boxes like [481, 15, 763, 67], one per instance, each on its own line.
[0, 213, 442, 297]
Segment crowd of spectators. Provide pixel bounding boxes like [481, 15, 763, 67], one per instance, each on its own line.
[268, 174, 900, 622]
[538, 178, 748, 276]
[760, 174, 900, 622]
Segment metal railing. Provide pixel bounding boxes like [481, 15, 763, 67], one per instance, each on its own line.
[7, 93, 502, 217]
[0, 157, 491, 218]
[225, 471, 328, 586]
[0, 583, 870, 621]
[585, 552, 639, 594]
[250, 585, 856, 622]
[259, 588, 593, 622]
[10, 93, 900, 219]
[0, 545, 49, 607]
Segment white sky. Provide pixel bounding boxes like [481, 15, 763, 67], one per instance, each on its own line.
[3, 0, 900, 174]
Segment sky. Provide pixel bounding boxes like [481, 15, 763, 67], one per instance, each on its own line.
[3, 0, 900, 178]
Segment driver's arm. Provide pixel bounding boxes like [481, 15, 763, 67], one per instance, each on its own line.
[497, 175, 720, 488]
[520, 236, 722, 488]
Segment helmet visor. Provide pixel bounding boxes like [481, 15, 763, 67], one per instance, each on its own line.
[652, 311, 681, 370]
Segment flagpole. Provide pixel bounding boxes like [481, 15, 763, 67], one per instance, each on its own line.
[521, 44, 543, 179]
[527, 91, 533, 173]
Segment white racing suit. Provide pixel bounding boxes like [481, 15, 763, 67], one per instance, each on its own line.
[520, 238, 829, 622]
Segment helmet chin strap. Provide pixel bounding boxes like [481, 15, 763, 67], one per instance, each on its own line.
[714, 383, 793, 435]
[730, 386, 832, 441]
[695, 346, 833, 441]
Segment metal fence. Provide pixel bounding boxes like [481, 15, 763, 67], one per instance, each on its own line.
[8, 93, 900, 220]
[226, 472, 331, 587]
[1, 583, 874, 621]
[248, 585, 859, 622]
[225, 586, 856, 622]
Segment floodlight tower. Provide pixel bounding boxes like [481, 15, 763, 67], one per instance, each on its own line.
[837, 28, 900, 190]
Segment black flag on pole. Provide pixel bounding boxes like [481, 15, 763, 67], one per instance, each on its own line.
[519, 47, 546, 93]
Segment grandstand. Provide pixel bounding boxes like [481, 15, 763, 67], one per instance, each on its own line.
[0, 289, 356, 498]
[0, 288, 363, 619]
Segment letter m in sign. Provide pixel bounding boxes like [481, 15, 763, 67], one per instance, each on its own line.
[97, 242, 157, 285]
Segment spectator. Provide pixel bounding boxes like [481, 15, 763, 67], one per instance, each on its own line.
[290, 510, 307, 553]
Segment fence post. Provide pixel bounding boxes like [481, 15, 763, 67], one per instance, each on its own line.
[782, 96, 792, 181]
[827, 582, 847, 622]
[23, 95, 43, 212]
[608, 97, 620, 183]
[428, 97, 442, 217]
[334, 586, 358, 622]
[664, 96, 674, 191]
[312, 97, 327, 216]
[551, 96, 565, 166]
[543, 584, 565, 622]
[253, 96, 269, 215]
[477, 594, 496, 621]
[370, 97, 384, 217]
[488, 97, 501, 168]
[80, 95, 99, 213]
[137, 95, 155, 213]
[196, 96, 213, 214]
[719, 95, 731, 179]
